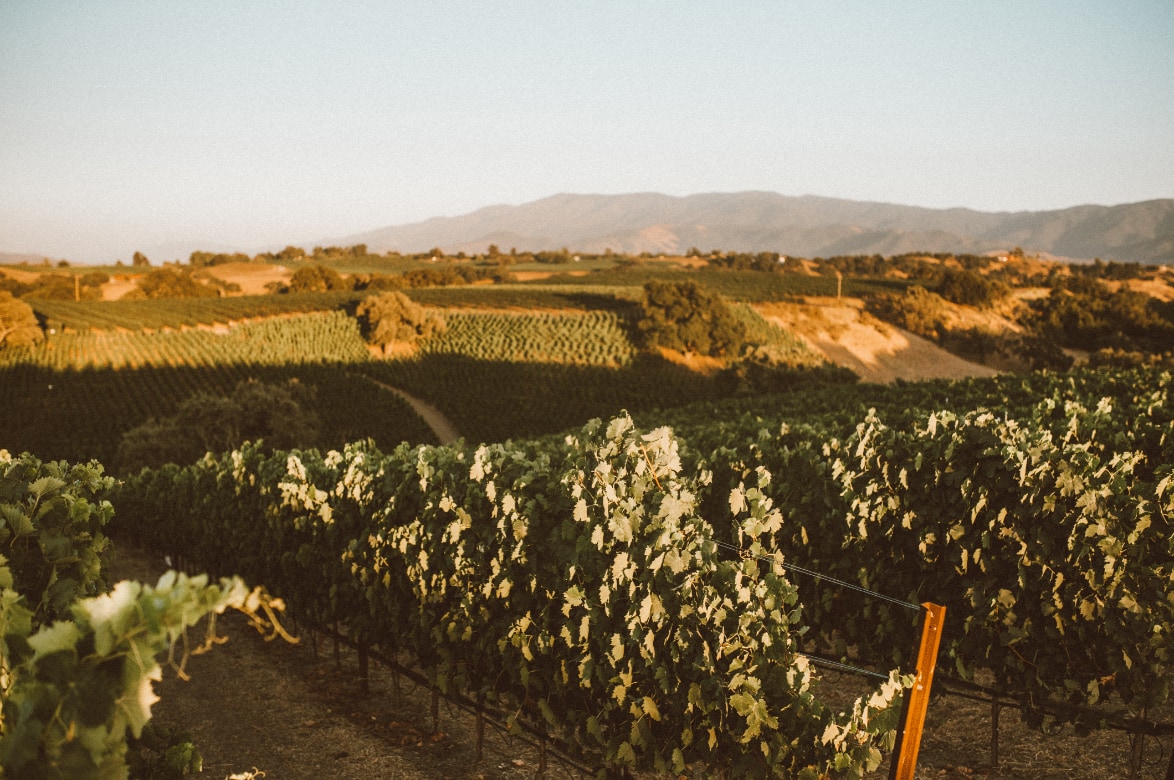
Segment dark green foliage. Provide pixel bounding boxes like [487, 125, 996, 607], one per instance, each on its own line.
[0, 363, 437, 470]
[0, 453, 114, 623]
[357, 352, 726, 444]
[20, 274, 104, 301]
[133, 267, 219, 299]
[636, 280, 747, 357]
[724, 346, 859, 394]
[356, 291, 446, 348]
[1029, 277, 1174, 352]
[188, 250, 254, 267]
[0, 293, 43, 348]
[706, 251, 783, 272]
[287, 264, 348, 292]
[536, 267, 904, 301]
[116, 379, 320, 473]
[935, 268, 1009, 308]
[867, 285, 948, 339]
[26, 291, 364, 332]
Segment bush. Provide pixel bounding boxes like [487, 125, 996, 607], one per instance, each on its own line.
[356, 291, 446, 348]
[936, 268, 1008, 308]
[868, 286, 947, 339]
[135, 267, 220, 299]
[636, 280, 747, 357]
[117, 379, 319, 472]
[0, 292, 44, 348]
[287, 264, 348, 293]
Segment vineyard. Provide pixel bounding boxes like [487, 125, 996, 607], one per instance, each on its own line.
[2, 298, 835, 467]
[650, 367, 1174, 735]
[356, 304, 826, 443]
[112, 417, 913, 778]
[27, 290, 364, 331]
[5, 310, 371, 369]
[7, 257, 1174, 775]
[0, 363, 439, 469]
[105, 365, 1174, 777]
[418, 310, 638, 366]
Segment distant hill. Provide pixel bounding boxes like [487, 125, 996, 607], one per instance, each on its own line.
[0, 252, 66, 266]
[336, 192, 1174, 264]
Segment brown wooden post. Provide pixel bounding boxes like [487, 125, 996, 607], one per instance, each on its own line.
[889, 602, 946, 780]
[1130, 707, 1147, 780]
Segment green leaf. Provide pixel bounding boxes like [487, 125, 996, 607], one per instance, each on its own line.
[27, 476, 66, 499]
[642, 696, 661, 721]
[27, 620, 81, 658]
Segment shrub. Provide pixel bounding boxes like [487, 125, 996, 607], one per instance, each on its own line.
[356, 291, 446, 348]
[117, 379, 319, 472]
[0, 292, 44, 348]
[636, 280, 747, 357]
[868, 286, 947, 339]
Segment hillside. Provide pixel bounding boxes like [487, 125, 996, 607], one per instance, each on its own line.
[755, 299, 1001, 384]
[335, 192, 1174, 264]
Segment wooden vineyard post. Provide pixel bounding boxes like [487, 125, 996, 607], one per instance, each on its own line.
[889, 602, 947, 780]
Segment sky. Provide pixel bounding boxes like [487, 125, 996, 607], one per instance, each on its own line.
[1, 1, 1172, 264]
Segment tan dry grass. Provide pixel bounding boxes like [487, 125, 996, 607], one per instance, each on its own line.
[755, 299, 1000, 384]
[199, 262, 291, 295]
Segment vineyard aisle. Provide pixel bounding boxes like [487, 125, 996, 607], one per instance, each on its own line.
[358, 375, 461, 445]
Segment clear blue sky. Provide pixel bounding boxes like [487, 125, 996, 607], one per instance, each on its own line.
[2, 1, 1172, 264]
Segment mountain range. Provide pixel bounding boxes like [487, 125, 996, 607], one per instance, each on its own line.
[336, 192, 1174, 265]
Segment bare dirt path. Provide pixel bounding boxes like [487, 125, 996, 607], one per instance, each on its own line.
[356, 375, 462, 445]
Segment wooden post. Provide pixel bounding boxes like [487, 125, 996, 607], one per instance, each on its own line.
[889, 602, 946, 780]
[1130, 707, 1147, 780]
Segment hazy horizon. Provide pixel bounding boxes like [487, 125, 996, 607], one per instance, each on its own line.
[3, 2, 1172, 264]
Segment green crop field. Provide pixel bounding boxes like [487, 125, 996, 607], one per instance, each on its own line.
[27, 291, 364, 332]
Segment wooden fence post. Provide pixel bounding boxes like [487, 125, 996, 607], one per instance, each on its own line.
[889, 602, 946, 780]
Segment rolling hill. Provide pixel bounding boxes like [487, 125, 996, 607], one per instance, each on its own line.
[336, 192, 1174, 264]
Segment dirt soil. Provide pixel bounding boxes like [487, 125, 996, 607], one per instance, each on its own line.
[755, 299, 1001, 384]
[197, 262, 292, 296]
